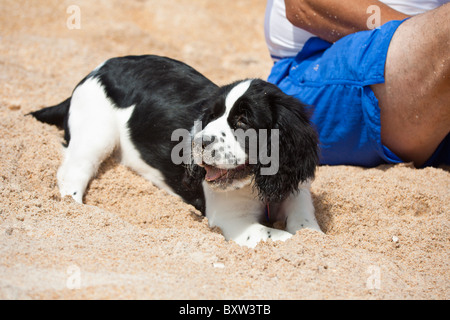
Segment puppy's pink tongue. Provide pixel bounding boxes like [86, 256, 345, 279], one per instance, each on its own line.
[204, 166, 227, 182]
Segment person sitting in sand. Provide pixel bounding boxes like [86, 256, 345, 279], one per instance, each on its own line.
[265, 0, 450, 167]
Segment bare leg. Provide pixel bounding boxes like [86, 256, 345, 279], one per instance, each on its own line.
[371, 3, 450, 167]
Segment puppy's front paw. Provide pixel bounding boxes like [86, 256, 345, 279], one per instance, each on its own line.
[57, 168, 85, 204]
[59, 189, 83, 204]
[233, 224, 292, 248]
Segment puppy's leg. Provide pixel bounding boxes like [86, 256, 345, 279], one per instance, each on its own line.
[235, 185, 322, 247]
[57, 150, 110, 204]
[282, 185, 322, 234]
[205, 183, 294, 248]
[57, 78, 120, 203]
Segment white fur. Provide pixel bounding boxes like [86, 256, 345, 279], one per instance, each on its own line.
[225, 79, 253, 113]
[203, 180, 320, 248]
[198, 80, 252, 169]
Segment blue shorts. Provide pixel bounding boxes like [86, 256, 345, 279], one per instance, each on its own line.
[268, 20, 450, 167]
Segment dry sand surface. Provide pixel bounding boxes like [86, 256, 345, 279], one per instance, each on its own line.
[1, 0, 449, 300]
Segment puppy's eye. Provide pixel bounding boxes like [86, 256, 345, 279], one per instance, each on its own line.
[235, 118, 249, 130]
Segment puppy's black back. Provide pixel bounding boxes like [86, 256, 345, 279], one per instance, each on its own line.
[93, 55, 217, 110]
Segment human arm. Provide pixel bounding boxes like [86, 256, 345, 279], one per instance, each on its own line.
[284, 0, 410, 42]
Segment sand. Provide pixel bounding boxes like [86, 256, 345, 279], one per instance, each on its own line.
[0, 0, 448, 300]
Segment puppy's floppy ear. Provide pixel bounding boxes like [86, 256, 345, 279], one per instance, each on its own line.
[254, 83, 319, 203]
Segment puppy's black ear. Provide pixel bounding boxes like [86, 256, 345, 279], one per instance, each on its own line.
[254, 83, 319, 203]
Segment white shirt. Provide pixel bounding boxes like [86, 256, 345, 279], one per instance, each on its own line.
[265, 0, 448, 60]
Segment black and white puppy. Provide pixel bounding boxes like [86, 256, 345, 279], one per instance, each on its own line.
[30, 55, 321, 247]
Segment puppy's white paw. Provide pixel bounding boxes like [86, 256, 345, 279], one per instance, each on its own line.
[57, 167, 86, 204]
[59, 189, 83, 204]
[233, 224, 292, 248]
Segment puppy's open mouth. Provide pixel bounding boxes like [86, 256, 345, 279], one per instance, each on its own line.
[203, 164, 251, 183]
